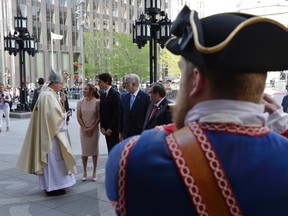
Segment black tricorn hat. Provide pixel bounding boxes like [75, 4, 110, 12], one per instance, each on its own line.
[166, 5, 288, 73]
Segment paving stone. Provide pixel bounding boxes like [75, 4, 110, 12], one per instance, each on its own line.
[0, 100, 115, 216]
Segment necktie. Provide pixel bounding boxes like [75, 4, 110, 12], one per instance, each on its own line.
[104, 91, 107, 98]
[149, 105, 157, 120]
[130, 94, 135, 109]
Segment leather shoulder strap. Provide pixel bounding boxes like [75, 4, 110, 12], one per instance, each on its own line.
[169, 123, 242, 216]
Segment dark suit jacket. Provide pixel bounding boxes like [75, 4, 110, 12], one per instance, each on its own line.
[120, 89, 150, 138]
[61, 89, 70, 112]
[143, 98, 172, 130]
[30, 85, 43, 110]
[100, 87, 122, 133]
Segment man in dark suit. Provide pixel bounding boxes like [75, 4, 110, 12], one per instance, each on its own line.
[98, 73, 122, 152]
[30, 77, 45, 110]
[60, 88, 71, 122]
[143, 82, 173, 130]
[119, 74, 150, 139]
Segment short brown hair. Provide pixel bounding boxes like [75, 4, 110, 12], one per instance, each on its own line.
[149, 82, 166, 98]
[98, 73, 112, 85]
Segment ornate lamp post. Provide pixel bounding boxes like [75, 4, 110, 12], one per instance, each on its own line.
[133, 0, 171, 84]
[4, 14, 38, 111]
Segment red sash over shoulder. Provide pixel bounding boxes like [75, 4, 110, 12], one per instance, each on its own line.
[166, 121, 244, 216]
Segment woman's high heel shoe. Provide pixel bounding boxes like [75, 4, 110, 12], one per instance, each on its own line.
[82, 175, 87, 181]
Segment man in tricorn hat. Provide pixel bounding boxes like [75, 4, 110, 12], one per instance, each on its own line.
[105, 6, 288, 215]
[17, 69, 76, 196]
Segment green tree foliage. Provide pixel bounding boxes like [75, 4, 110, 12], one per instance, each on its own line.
[84, 32, 111, 80]
[73, 62, 80, 74]
[84, 31, 167, 83]
[160, 48, 181, 79]
[84, 31, 149, 82]
[108, 32, 149, 81]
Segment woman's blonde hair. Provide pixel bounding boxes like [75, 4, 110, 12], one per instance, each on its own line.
[86, 83, 100, 99]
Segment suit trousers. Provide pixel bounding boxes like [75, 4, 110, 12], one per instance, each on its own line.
[105, 132, 119, 153]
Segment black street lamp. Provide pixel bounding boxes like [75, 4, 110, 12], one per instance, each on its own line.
[4, 14, 38, 111]
[133, 0, 171, 84]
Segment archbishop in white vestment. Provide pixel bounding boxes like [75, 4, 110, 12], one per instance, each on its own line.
[17, 71, 76, 195]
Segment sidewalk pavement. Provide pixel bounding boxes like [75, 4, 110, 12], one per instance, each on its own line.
[0, 99, 115, 216]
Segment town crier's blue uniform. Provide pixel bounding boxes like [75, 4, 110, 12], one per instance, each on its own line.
[105, 100, 288, 216]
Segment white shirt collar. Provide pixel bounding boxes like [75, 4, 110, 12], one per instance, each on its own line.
[184, 99, 268, 126]
[155, 97, 166, 107]
[131, 88, 140, 97]
[106, 86, 112, 94]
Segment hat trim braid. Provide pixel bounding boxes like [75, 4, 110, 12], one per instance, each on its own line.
[190, 11, 288, 54]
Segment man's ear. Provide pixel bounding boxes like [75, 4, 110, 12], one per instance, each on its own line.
[189, 67, 204, 97]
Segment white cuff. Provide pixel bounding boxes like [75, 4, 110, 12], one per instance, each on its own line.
[267, 108, 288, 134]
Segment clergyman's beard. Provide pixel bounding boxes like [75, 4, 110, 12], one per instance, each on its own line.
[173, 83, 191, 130]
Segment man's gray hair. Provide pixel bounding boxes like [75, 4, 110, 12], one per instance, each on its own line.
[125, 74, 140, 87]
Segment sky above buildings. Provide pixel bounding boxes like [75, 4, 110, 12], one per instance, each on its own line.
[172, 0, 288, 26]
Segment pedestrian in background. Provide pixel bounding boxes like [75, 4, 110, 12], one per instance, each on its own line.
[120, 80, 128, 99]
[77, 84, 100, 181]
[6, 85, 13, 111]
[119, 73, 150, 140]
[0, 83, 11, 132]
[30, 77, 45, 110]
[17, 70, 76, 196]
[98, 73, 122, 153]
[281, 85, 288, 112]
[143, 82, 172, 130]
